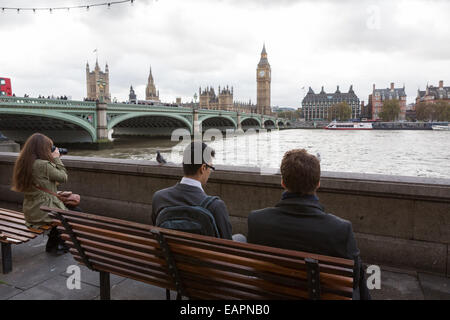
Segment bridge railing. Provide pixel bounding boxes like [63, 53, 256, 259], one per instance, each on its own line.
[0, 96, 96, 108]
[107, 102, 193, 112]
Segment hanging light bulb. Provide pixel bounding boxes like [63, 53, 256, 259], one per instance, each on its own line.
[49, 8, 52, 14]
[33, 8, 36, 13]
[1, 8, 5, 13]
[130, 0, 134, 6]
[86, 5, 90, 11]
[17, 8, 20, 14]
[107, 3, 111, 9]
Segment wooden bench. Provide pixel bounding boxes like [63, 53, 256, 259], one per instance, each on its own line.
[0, 208, 54, 274]
[43, 206, 355, 300]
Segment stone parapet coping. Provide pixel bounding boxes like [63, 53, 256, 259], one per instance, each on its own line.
[1, 152, 449, 202]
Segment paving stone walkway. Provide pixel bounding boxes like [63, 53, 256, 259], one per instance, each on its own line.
[1, 235, 449, 300]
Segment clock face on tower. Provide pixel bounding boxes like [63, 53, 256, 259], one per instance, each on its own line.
[259, 70, 265, 77]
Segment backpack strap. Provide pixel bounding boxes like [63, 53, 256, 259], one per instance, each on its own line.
[199, 196, 219, 210]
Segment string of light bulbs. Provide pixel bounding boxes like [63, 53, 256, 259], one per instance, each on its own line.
[1, 0, 135, 13]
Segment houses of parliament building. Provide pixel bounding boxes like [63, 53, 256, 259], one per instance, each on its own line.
[197, 44, 272, 115]
[87, 45, 273, 116]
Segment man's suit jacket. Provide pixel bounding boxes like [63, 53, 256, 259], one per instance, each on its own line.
[151, 183, 233, 240]
[248, 194, 369, 300]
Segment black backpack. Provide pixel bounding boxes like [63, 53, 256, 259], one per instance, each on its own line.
[155, 196, 221, 238]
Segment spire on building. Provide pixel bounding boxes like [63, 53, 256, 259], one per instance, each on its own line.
[258, 43, 269, 67]
[335, 85, 341, 94]
[145, 65, 160, 102]
[148, 66, 153, 82]
[129, 85, 137, 103]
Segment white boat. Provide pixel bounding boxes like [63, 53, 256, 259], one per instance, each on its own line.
[324, 121, 373, 130]
[432, 125, 450, 131]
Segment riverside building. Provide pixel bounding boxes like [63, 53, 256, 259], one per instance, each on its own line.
[301, 85, 360, 121]
[368, 83, 407, 120]
[416, 80, 450, 104]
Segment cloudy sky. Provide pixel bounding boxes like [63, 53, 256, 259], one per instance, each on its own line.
[1, 0, 449, 107]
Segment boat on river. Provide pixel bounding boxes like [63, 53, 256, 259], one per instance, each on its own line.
[324, 121, 373, 130]
[431, 125, 450, 131]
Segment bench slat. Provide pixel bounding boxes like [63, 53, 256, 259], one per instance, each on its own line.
[69, 248, 171, 282]
[58, 228, 162, 259]
[174, 253, 306, 287]
[175, 253, 352, 297]
[0, 209, 25, 219]
[0, 225, 38, 239]
[60, 215, 153, 239]
[64, 222, 159, 248]
[0, 231, 29, 243]
[65, 240, 166, 270]
[44, 206, 152, 231]
[60, 234, 165, 265]
[0, 220, 43, 234]
[169, 242, 309, 279]
[177, 262, 310, 299]
[174, 252, 352, 298]
[0, 215, 27, 226]
[184, 276, 351, 300]
[165, 235, 353, 278]
[72, 256, 176, 291]
[182, 276, 279, 300]
[158, 228, 354, 269]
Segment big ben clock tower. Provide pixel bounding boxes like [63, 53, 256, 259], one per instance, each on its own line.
[257, 44, 271, 115]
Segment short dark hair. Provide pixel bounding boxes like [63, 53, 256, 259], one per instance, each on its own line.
[280, 149, 320, 195]
[182, 142, 215, 176]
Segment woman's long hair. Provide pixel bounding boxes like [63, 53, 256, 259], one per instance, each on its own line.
[12, 133, 54, 192]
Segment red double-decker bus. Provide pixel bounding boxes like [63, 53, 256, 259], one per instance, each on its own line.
[0, 77, 12, 96]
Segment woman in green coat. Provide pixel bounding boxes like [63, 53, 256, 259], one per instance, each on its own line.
[12, 133, 69, 254]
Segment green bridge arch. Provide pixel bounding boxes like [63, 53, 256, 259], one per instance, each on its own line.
[199, 115, 237, 128]
[107, 112, 193, 133]
[240, 116, 262, 126]
[0, 109, 97, 142]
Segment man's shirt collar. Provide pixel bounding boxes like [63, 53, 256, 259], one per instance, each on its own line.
[180, 177, 204, 192]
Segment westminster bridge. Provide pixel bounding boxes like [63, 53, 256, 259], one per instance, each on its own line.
[0, 96, 291, 144]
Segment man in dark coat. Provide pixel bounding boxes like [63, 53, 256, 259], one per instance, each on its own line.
[248, 149, 370, 299]
[152, 142, 245, 242]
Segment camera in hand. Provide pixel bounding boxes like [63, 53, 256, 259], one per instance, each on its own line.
[51, 145, 68, 155]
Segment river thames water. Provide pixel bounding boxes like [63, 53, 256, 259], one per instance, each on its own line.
[70, 129, 450, 179]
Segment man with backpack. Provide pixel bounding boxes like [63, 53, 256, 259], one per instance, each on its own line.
[152, 141, 245, 242]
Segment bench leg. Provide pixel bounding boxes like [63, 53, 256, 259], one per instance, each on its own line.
[99, 271, 111, 300]
[166, 289, 171, 300]
[1, 243, 12, 274]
